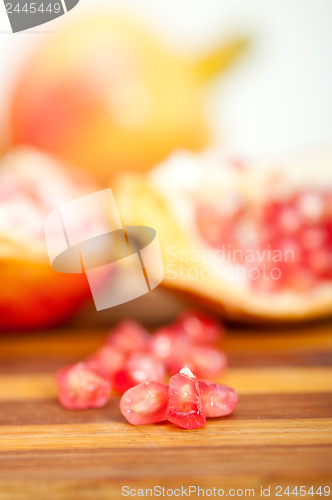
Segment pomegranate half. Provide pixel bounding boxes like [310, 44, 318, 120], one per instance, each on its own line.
[113, 148, 332, 322]
[0, 148, 97, 331]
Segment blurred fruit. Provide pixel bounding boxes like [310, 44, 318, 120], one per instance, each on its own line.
[120, 381, 169, 425]
[0, 148, 97, 331]
[87, 345, 126, 382]
[113, 352, 166, 394]
[56, 362, 111, 410]
[113, 148, 332, 322]
[106, 319, 151, 354]
[169, 344, 227, 378]
[176, 310, 223, 344]
[9, 14, 247, 183]
[151, 325, 189, 368]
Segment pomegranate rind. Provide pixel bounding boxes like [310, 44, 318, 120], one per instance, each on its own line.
[0, 148, 98, 330]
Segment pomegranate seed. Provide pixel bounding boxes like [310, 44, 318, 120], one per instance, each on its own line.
[197, 186, 332, 294]
[167, 367, 206, 430]
[113, 353, 166, 394]
[150, 325, 189, 367]
[296, 191, 325, 223]
[120, 381, 169, 425]
[107, 320, 151, 354]
[176, 311, 223, 344]
[56, 362, 111, 410]
[199, 380, 238, 418]
[170, 344, 227, 378]
[87, 344, 126, 381]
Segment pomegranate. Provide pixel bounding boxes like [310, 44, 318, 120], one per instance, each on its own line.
[113, 352, 166, 394]
[167, 366, 206, 430]
[120, 381, 169, 425]
[114, 148, 332, 322]
[169, 344, 227, 379]
[0, 148, 98, 331]
[175, 310, 223, 344]
[198, 380, 238, 417]
[150, 325, 190, 369]
[107, 320, 151, 354]
[9, 14, 246, 183]
[56, 362, 111, 410]
[87, 345, 126, 382]
[120, 376, 238, 426]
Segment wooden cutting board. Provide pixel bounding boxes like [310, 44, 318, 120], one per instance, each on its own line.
[0, 323, 331, 500]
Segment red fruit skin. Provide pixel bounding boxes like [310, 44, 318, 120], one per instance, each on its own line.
[199, 380, 238, 418]
[167, 368, 206, 430]
[56, 362, 111, 410]
[120, 381, 169, 425]
[176, 311, 223, 344]
[107, 320, 151, 354]
[87, 344, 127, 382]
[0, 262, 91, 331]
[169, 344, 228, 378]
[113, 353, 166, 394]
[150, 325, 189, 369]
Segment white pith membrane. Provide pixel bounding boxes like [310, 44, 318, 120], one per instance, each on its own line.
[147, 148, 332, 320]
[0, 147, 97, 261]
[180, 366, 195, 379]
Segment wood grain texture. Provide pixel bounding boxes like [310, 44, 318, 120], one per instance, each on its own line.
[0, 324, 331, 500]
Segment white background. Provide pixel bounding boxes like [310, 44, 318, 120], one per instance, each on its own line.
[0, 0, 331, 159]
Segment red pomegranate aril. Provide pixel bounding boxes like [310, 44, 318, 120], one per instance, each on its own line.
[87, 344, 126, 381]
[169, 344, 228, 378]
[260, 190, 332, 291]
[176, 311, 223, 344]
[107, 320, 151, 354]
[56, 362, 111, 410]
[167, 367, 206, 430]
[120, 381, 169, 425]
[150, 325, 189, 367]
[113, 353, 166, 394]
[296, 191, 326, 223]
[197, 186, 332, 295]
[198, 380, 238, 418]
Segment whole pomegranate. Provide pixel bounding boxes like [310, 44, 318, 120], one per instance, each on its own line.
[9, 14, 246, 184]
[0, 148, 97, 331]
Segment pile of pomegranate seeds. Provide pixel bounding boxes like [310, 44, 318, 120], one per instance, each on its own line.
[120, 367, 238, 429]
[258, 191, 332, 292]
[196, 189, 332, 293]
[55, 312, 237, 428]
